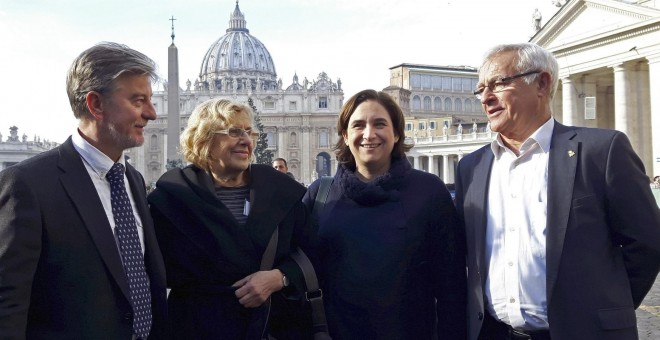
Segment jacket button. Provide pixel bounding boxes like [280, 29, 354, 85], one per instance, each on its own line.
[123, 312, 133, 321]
[478, 312, 484, 320]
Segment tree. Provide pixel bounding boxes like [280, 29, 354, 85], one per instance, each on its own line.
[247, 97, 274, 165]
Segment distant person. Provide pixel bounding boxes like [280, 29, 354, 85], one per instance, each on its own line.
[273, 157, 295, 179]
[148, 98, 312, 339]
[455, 42, 660, 340]
[0, 42, 167, 339]
[303, 89, 467, 339]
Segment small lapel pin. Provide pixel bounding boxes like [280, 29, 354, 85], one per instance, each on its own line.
[568, 150, 575, 157]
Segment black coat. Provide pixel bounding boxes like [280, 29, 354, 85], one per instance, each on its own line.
[148, 164, 312, 339]
[303, 158, 467, 339]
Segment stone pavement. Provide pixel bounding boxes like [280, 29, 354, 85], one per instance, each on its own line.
[637, 274, 660, 339]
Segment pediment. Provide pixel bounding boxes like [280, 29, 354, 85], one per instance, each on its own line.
[533, 0, 660, 49]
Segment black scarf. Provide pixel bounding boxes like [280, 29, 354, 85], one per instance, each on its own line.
[337, 156, 412, 206]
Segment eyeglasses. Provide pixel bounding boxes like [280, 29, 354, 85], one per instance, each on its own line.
[473, 70, 541, 100]
[214, 127, 260, 139]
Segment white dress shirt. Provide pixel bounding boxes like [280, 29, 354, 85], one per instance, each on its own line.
[71, 130, 146, 253]
[485, 118, 554, 331]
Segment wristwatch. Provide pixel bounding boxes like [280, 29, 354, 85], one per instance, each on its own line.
[281, 272, 290, 287]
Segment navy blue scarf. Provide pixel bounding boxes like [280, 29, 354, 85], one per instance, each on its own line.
[337, 156, 412, 206]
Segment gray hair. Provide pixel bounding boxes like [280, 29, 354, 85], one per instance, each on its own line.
[66, 42, 158, 119]
[479, 43, 559, 99]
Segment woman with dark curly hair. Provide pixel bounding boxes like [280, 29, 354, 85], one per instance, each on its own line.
[303, 89, 467, 339]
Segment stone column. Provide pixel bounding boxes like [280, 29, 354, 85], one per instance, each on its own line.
[612, 63, 632, 137]
[442, 154, 450, 183]
[428, 155, 436, 176]
[635, 61, 653, 175]
[413, 155, 420, 170]
[561, 77, 577, 126]
[647, 54, 660, 176]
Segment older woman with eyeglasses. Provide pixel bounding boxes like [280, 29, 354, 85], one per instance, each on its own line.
[148, 98, 312, 339]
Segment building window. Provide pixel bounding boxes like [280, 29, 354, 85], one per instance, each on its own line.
[418, 122, 426, 130]
[462, 78, 472, 92]
[266, 132, 276, 148]
[452, 78, 462, 92]
[289, 101, 297, 110]
[411, 74, 421, 89]
[412, 96, 421, 111]
[474, 99, 481, 112]
[444, 98, 452, 111]
[442, 77, 451, 91]
[289, 132, 298, 148]
[430, 121, 437, 130]
[150, 134, 158, 150]
[421, 75, 432, 89]
[432, 76, 442, 90]
[434, 97, 442, 112]
[406, 122, 413, 131]
[318, 97, 328, 109]
[264, 101, 275, 110]
[465, 99, 472, 112]
[319, 130, 329, 148]
[455, 98, 462, 112]
[423, 96, 432, 112]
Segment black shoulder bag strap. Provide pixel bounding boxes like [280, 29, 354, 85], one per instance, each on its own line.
[291, 176, 333, 340]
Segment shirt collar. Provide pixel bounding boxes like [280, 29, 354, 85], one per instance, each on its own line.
[490, 118, 554, 158]
[71, 129, 126, 178]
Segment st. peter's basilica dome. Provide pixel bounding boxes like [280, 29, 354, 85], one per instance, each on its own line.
[197, 2, 277, 92]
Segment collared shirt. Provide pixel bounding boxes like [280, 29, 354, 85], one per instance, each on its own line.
[485, 118, 554, 331]
[71, 130, 146, 253]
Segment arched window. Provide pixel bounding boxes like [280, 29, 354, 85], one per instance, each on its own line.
[454, 98, 462, 112]
[412, 96, 421, 111]
[474, 99, 481, 112]
[150, 134, 158, 150]
[423, 96, 432, 112]
[434, 97, 442, 112]
[266, 132, 276, 148]
[444, 98, 452, 111]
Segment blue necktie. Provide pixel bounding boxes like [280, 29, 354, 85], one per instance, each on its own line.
[106, 163, 152, 339]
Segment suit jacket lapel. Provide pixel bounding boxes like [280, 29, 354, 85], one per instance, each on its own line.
[57, 139, 130, 300]
[471, 150, 494, 286]
[546, 122, 578, 304]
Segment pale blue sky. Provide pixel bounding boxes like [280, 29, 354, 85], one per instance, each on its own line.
[0, 0, 562, 142]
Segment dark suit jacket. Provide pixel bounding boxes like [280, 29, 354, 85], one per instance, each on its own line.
[147, 164, 312, 339]
[455, 122, 660, 340]
[0, 137, 167, 340]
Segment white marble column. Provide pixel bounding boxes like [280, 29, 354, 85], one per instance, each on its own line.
[635, 61, 653, 176]
[612, 63, 633, 137]
[647, 54, 660, 176]
[442, 154, 450, 183]
[413, 156, 420, 170]
[561, 77, 577, 126]
[427, 155, 436, 176]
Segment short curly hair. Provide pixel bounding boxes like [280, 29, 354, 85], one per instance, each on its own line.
[180, 98, 254, 170]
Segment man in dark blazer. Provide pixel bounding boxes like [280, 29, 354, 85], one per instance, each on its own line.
[455, 43, 660, 340]
[0, 42, 167, 339]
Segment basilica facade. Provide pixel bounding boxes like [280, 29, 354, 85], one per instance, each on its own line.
[124, 3, 343, 186]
